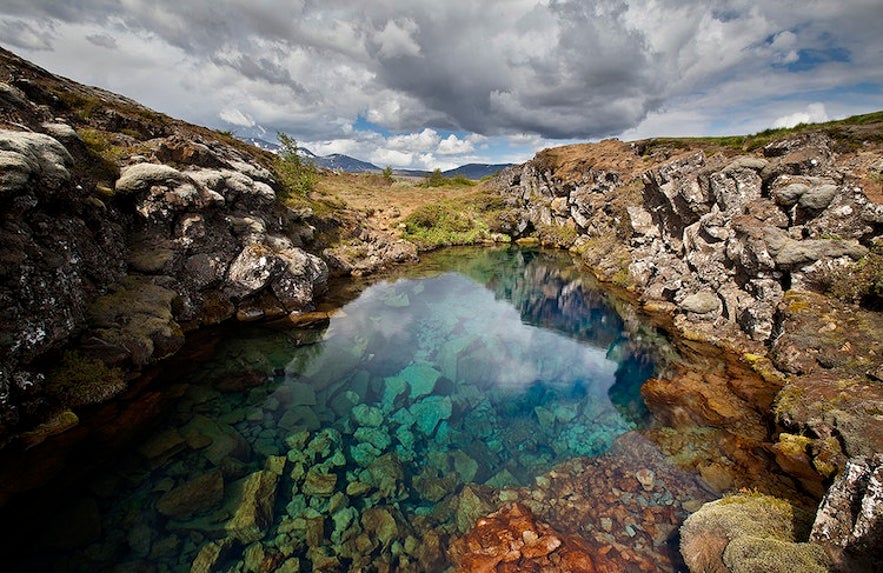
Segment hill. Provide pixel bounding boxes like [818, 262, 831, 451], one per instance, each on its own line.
[443, 163, 513, 179]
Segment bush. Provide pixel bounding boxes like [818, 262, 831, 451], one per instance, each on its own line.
[274, 132, 318, 201]
[402, 201, 485, 248]
[421, 169, 476, 188]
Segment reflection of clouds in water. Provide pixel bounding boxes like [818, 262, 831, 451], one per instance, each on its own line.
[324, 279, 417, 345]
[297, 270, 619, 398]
[442, 276, 618, 395]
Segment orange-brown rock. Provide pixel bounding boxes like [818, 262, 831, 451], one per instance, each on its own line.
[448, 502, 595, 573]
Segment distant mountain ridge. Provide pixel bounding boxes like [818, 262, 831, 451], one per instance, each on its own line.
[237, 137, 512, 178]
[443, 163, 512, 179]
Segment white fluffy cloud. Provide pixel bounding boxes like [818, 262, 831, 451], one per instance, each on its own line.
[773, 103, 830, 129]
[0, 0, 880, 164]
[437, 134, 474, 155]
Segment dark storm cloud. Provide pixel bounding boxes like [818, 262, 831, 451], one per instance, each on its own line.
[85, 33, 117, 49]
[0, 0, 881, 142]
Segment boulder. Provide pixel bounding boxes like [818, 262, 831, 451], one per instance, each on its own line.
[225, 470, 280, 544]
[114, 162, 185, 195]
[680, 493, 831, 573]
[679, 291, 720, 315]
[0, 130, 73, 194]
[448, 502, 595, 573]
[773, 239, 867, 269]
[811, 455, 883, 572]
[799, 184, 839, 211]
[155, 469, 224, 518]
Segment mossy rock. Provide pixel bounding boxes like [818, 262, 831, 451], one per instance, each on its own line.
[47, 351, 125, 408]
[84, 276, 184, 366]
[680, 493, 833, 573]
[724, 536, 832, 573]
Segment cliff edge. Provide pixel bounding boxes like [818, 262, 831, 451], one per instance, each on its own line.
[0, 48, 329, 444]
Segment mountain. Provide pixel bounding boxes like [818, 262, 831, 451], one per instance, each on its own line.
[236, 136, 379, 173]
[239, 137, 280, 153]
[443, 163, 513, 179]
[236, 137, 509, 177]
[309, 153, 379, 173]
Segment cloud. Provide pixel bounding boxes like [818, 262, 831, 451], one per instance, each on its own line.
[370, 148, 413, 168]
[0, 0, 880, 163]
[772, 102, 830, 129]
[219, 108, 256, 127]
[436, 134, 474, 155]
[386, 128, 440, 152]
[0, 18, 55, 51]
[85, 32, 117, 49]
[374, 18, 421, 59]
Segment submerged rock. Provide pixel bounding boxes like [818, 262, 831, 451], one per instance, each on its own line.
[409, 395, 452, 436]
[448, 502, 595, 573]
[155, 469, 224, 518]
[225, 469, 279, 544]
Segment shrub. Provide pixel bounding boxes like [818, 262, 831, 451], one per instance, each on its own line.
[402, 201, 485, 248]
[421, 169, 476, 188]
[274, 132, 318, 201]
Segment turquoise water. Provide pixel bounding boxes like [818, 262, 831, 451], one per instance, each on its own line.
[3, 247, 656, 571]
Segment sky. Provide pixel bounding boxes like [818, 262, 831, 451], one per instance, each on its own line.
[1, 1, 881, 171]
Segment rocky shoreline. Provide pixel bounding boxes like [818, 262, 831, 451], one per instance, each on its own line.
[487, 130, 883, 570]
[0, 45, 881, 571]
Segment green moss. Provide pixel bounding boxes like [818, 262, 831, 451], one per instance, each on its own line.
[535, 222, 578, 247]
[742, 353, 787, 386]
[824, 242, 883, 310]
[47, 351, 126, 408]
[724, 536, 833, 573]
[704, 493, 811, 539]
[401, 201, 489, 249]
[681, 493, 830, 573]
[76, 128, 121, 186]
[773, 384, 805, 417]
[87, 277, 184, 365]
[56, 90, 103, 121]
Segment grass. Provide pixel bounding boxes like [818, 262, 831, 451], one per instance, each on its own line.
[76, 128, 122, 187]
[401, 200, 487, 248]
[640, 110, 883, 156]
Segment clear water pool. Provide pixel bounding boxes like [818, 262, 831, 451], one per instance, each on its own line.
[3, 247, 657, 571]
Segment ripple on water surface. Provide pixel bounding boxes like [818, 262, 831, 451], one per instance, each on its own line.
[7, 247, 658, 571]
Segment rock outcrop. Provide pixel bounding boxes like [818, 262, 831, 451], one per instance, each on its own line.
[491, 125, 883, 570]
[0, 48, 328, 443]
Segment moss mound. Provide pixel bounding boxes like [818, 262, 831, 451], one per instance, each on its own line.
[680, 493, 832, 573]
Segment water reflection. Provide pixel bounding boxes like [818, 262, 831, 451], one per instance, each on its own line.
[0, 247, 657, 572]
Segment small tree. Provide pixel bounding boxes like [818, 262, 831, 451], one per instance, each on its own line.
[275, 132, 317, 200]
[426, 168, 446, 187]
[382, 165, 394, 182]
